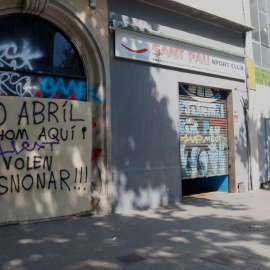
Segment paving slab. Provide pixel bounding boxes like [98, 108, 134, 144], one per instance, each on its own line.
[1, 188, 270, 269]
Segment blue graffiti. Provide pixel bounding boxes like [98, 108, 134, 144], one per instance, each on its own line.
[215, 104, 221, 117]
[204, 121, 220, 135]
[179, 100, 184, 114]
[199, 151, 209, 176]
[184, 101, 190, 115]
[91, 84, 104, 104]
[181, 85, 221, 101]
[180, 120, 185, 134]
[208, 143, 219, 175]
[188, 147, 200, 177]
[221, 104, 224, 118]
[0, 140, 59, 167]
[179, 101, 223, 118]
[180, 143, 227, 178]
[41, 77, 86, 100]
[186, 121, 199, 135]
[180, 120, 199, 135]
[210, 126, 220, 135]
[204, 121, 209, 134]
[180, 144, 188, 177]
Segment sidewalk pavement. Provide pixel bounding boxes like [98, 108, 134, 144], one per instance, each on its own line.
[1, 188, 270, 270]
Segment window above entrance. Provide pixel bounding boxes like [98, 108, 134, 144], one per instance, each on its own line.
[0, 15, 87, 100]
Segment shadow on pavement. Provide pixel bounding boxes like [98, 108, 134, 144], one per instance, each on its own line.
[1, 190, 270, 269]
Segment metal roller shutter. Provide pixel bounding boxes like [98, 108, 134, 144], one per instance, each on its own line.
[179, 84, 228, 180]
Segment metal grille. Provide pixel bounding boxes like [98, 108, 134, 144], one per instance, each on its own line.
[200, 252, 249, 266]
[179, 85, 228, 179]
[115, 253, 146, 265]
[231, 223, 269, 233]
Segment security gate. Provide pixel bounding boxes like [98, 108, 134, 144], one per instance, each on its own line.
[179, 84, 228, 180]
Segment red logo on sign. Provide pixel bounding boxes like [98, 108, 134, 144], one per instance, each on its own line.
[121, 43, 148, 53]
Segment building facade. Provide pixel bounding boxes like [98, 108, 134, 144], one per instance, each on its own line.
[249, 0, 270, 188]
[108, 0, 255, 212]
[0, 0, 112, 223]
[0, 0, 261, 224]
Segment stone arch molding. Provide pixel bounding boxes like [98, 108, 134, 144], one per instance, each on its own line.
[0, 0, 112, 214]
[0, 0, 108, 102]
[23, 0, 49, 15]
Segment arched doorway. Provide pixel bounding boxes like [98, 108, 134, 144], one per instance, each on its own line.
[0, 0, 111, 223]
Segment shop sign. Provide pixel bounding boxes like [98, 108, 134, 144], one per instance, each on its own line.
[115, 29, 245, 80]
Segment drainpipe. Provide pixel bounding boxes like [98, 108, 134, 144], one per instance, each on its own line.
[242, 31, 253, 191]
[241, 0, 254, 191]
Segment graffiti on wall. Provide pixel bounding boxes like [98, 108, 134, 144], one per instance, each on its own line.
[0, 42, 42, 71]
[179, 85, 228, 179]
[0, 97, 91, 198]
[0, 41, 87, 100]
[0, 72, 34, 97]
[0, 72, 87, 100]
[41, 77, 86, 100]
[0, 38, 106, 213]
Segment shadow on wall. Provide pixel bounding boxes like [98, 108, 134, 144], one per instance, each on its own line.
[110, 15, 181, 212]
[234, 95, 254, 190]
[108, 0, 250, 211]
[111, 63, 180, 211]
[235, 93, 269, 188]
[235, 124, 248, 167]
[258, 114, 270, 183]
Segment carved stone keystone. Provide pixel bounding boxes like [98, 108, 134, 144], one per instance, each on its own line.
[23, 0, 49, 15]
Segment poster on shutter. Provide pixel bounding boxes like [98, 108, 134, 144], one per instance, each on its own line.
[179, 85, 228, 179]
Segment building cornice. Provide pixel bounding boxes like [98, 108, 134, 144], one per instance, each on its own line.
[138, 0, 253, 33]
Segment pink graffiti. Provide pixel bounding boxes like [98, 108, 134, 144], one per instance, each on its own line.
[92, 117, 97, 129]
[34, 91, 79, 100]
[210, 117, 227, 130]
[92, 147, 102, 168]
[51, 93, 60, 99]
[68, 93, 78, 100]
[34, 89, 42, 98]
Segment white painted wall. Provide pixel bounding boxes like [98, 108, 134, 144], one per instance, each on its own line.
[177, 0, 247, 25]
